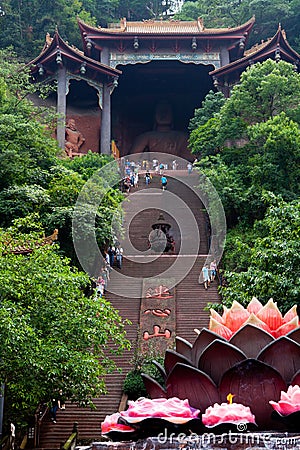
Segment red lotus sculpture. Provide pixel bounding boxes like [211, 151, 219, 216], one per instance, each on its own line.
[100, 299, 300, 439]
[141, 299, 300, 431]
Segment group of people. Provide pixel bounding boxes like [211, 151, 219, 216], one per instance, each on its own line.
[200, 260, 217, 290]
[143, 169, 167, 190]
[107, 242, 124, 270]
[92, 241, 124, 299]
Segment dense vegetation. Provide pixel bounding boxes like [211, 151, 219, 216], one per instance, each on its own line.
[1, 0, 300, 436]
[189, 60, 300, 312]
[175, 0, 300, 51]
[0, 0, 299, 58]
[0, 51, 127, 429]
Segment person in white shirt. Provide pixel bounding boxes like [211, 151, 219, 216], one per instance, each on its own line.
[115, 246, 123, 269]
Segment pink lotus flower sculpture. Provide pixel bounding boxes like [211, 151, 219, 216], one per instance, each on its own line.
[101, 397, 201, 440]
[270, 385, 300, 415]
[202, 394, 256, 428]
[141, 299, 300, 431]
[121, 397, 200, 423]
[101, 412, 135, 434]
[209, 299, 299, 339]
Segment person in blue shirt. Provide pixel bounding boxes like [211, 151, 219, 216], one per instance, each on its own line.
[202, 264, 210, 290]
[161, 175, 167, 190]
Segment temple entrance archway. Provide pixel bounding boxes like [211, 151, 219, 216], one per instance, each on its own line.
[111, 60, 214, 157]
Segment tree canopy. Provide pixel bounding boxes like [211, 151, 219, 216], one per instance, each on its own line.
[0, 50, 128, 428]
[175, 0, 300, 52]
[0, 0, 299, 59]
[191, 59, 300, 311]
[0, 221, 129, 426]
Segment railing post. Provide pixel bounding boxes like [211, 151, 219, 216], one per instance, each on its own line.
[72, 422, 78, 435]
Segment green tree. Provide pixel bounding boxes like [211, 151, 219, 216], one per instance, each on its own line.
[0, 52, 124, 264]
[221, 198, 300, 312]
[220, 60, 300, 131]
[189, 90, 226, 131]
[191, 60, 300, 224]
[0, 0, 96, 57]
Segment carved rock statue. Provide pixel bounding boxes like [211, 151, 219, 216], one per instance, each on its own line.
[65, 118, 85, 157]
[129, 100, 190, 158]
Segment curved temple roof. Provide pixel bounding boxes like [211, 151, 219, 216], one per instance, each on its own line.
[210, 24, 300, 78]
[28, 29, 121, 80]
[78, 16, 255, 38]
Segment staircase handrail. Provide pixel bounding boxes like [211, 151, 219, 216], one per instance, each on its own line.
[61, 422, 78, 450]
[0, 435, 9, 450]
[34, 402, 48, 448]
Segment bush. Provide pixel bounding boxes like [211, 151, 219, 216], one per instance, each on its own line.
[123, 370, 148, 400]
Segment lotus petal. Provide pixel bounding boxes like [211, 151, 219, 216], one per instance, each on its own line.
[198, 339, 247, 386]
[210, 308, 225, 324]
[247, 297, 263, 314]
[224, 300, 250, 332]
[291, 370, 300, 386]
[121, 397, 199, 420]
[176, 336, 193, 360]
[101, 412, 136, 434]
[166, 363, 220, 411]
[141, 373, 167, 399]
[209, 318, 233, 340]
[219, 359, 287, 430]
[191, 328, 226, 366]
[287, 328, 300, 344]
[269, 400, 297, 415]
[164, 349, 192, 375]
[245, 313, 272, 334]
[230, 323, 274, 358]
[291, 390, 300, 404]
[222, 305, 229, 322]
[152, 360, 167, 382]
[256, 298, 283, 331]
[283, 305, 298, 323]
[258, 336, 300, 384]
[275, 316, 299, 338]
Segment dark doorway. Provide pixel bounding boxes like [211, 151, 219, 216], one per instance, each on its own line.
[111, 60, 214, 156]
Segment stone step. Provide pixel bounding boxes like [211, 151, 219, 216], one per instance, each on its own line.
[38, 172, 221, 448]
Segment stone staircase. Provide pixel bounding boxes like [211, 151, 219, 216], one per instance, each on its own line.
[37, 170, 221, 449]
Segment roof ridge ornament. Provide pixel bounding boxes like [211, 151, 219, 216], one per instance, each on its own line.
[120, 17, 127, 31]
[197, 17, 204, 31]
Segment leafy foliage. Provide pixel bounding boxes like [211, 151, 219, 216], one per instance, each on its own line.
[220, 199, 300, 312]
[175, 0, 300, 52]
[189, 90, 226, 131]
[123, 370, 148, 400]
[0, 223, 130, 426]
[191, 59, 300, 312]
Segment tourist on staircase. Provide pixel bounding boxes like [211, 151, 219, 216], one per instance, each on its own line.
[145, 171, 151, 185]
[115, 245, 124, 269]
[201, 264, 210, 290]
[161, 174, 168, 190]
[50, 389, 65, 424]
[210, 259, 217, 282]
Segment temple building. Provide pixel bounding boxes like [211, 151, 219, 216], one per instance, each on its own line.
[29, 17, 300, 158]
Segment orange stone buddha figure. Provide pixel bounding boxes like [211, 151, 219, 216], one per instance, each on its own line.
[65, 118, 85, 157]
[129, 100, 190, 158]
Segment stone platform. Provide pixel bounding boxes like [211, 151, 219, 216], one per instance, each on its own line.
[91, 433, 300, 450]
